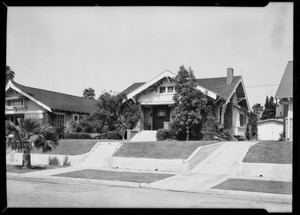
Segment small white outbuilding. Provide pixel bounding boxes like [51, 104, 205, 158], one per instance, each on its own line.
[257, 119, 283, 141]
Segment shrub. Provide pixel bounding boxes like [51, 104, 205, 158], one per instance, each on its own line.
[63, 156, 71, 166]
[279, 132, 285, 141]
[55, 126, 65, 139]
[156, 129, 176, 141]
[106, 131, 122, 140]
[48, 156, 60, 165]
[65, 119, 83, 133]
[64, 132, 91, 139]
[201, 115, 233, 141]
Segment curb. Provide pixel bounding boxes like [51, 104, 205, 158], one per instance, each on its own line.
[7, 173, 141, 189]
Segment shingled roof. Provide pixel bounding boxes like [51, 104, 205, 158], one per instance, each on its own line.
[121, 76, 242, 101]
[275, 61, 293, 99]
[8, 81, 98, 114]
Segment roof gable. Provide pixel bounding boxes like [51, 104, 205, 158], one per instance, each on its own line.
[275, 61, 293, 99]
[6, 81, 98, 114]
[197, 76, 242, 101]
[126, 70, 176, 99]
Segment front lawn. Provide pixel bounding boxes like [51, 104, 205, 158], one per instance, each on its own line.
[113, 141, 217, 159]
[212, 178, 292, 195]
[243, 141, 292, 164]
[30, 139, 100, 155]
[6, 164, 64, 174]
[53, 169, 175, 183]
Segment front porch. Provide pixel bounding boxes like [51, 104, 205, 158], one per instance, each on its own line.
[140, 105, 171, 131]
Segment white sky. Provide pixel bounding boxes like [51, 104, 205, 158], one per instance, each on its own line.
[7, 3, 293, 108]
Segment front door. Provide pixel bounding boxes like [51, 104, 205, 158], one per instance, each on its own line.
[152, 105, 170, 130]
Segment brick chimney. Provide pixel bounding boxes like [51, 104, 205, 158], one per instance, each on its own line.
[227, 68, 234, 85]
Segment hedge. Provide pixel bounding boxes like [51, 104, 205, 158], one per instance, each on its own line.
[156, 129, 176, 141]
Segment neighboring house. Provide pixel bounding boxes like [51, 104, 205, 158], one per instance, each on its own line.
[275, 61, 293, 141]
[121, 68, 251, 138]
[5, 80, 98, 128]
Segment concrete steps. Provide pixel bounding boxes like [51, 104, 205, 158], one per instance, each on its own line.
[80, 142, 122, 168]
[130, 130, 157, 142]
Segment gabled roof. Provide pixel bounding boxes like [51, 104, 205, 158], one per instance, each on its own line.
[6, 81, 98, 114]
[197, 76, 242, 101]
[121, 75, 243, 102]
[126, 70, 176, 100]
[275, 61, 293, 99]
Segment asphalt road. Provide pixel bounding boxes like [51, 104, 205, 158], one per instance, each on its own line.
[6, 178, 292, 212]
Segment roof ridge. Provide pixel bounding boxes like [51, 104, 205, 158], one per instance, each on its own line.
[197, 76, 242, 80]
[12, 81, 93, 101]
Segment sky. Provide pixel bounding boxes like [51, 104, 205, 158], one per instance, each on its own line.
[7, 3, 293, 108]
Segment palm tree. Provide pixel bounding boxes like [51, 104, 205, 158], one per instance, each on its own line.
[6, 66, 15, 85]
[6, 118, 59, 169]
[83, 88, 95, 99]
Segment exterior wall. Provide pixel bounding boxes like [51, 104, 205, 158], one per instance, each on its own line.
[278, 98, 293, 141]
[286, 99, 293, 141]
[6, 89, 46, 119]
[257, 120, 283, 141]
[137, 79, 176, 105]
[232, 106, 248, 136]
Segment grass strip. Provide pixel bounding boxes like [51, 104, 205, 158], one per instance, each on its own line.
[53, 169, 175, 183]
[6, 164, 63, 174]
[212, 178, 292, 195]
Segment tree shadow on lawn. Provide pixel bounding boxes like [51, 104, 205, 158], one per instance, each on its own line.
[6, 164, 66, 174]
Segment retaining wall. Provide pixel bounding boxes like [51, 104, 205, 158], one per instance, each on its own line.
[6, 142, 101, 166]
[238, 162, 292, 182]
[109, 142, 224, 173]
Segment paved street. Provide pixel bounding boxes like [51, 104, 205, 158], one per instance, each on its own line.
[6, 178, 291, 212]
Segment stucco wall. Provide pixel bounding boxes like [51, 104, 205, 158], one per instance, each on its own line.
[257, 120, 283, 140]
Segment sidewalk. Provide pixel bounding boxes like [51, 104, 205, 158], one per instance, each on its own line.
[6, 165, 292, 204]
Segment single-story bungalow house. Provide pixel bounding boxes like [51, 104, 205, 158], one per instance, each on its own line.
[5, 80, 98, 128]
[275, 61, 293, 141]
[121, 68, 251, 138]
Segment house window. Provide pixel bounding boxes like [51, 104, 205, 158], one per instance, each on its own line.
[6, 100, 12, 106]
[239, 113, 244, 127]
[160, 87, 166, 93]
[53, 114, 65, 128]
[167, 86, 174, 93]
[158, 110, 166, 117]
[73, 114, 79, 122]
[283, 104, 288, 117]
[6, 98, 24, 107]
[219, 106, 223, 123]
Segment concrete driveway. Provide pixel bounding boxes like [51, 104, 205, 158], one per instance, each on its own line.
[151, 141, 258, 192]
[191, 141, 257, 174]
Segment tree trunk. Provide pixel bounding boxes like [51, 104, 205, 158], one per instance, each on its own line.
[22, 148, 31, 169]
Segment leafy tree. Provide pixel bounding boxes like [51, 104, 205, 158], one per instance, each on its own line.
[252, 103, 264, 117]
[79, 113, 104, 133]
[6, 118, 59, 169]
[97, 92, 141, 139]
[264, 96, 269, 109]
[261, 96, 276, 120]
[171, 66, 208, 141]
[83, 88, 96, 99]
[6, 66, 15, 85]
